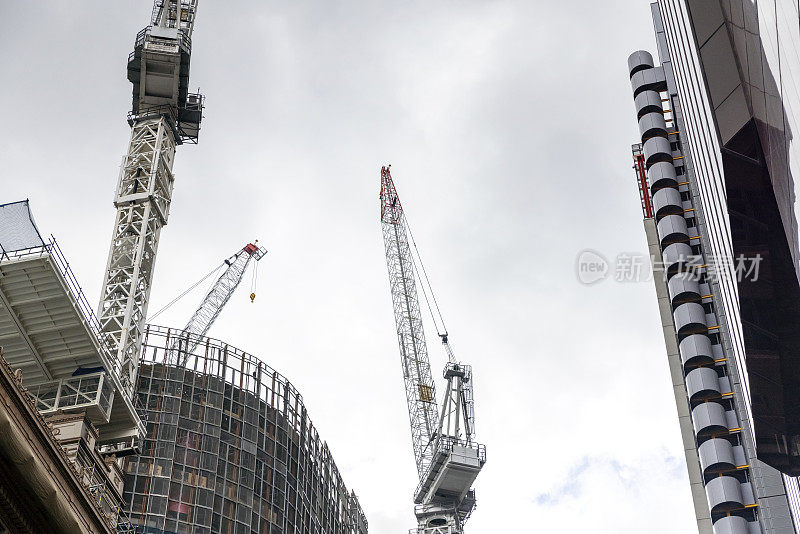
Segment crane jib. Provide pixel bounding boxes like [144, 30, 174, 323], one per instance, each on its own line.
[379, 166, 485, 533]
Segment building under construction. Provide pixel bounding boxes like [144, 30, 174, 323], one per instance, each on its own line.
[123, 326, 367, 534]
[0, 2, 368, 533]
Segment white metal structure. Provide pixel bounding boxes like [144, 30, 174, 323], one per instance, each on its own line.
[379, 167, 485, 534]
[167, 242, 267, 364]
[98, 0, 203, 399]
[0, 205, 141, 444]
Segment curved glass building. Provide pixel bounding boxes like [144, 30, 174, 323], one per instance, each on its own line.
[122, 325, 368, 534]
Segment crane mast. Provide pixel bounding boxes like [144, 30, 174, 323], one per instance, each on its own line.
[168, 242, 267, 364]
[380, 167, 485, 534]
[97, 0, 204, 399]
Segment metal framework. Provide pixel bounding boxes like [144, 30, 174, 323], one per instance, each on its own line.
[124, 325, 369, 533]
[379, 167, 485, 534]
[98, 0, 203, 400]
[98, 116, 177, 398]
[151, 0, 199, 36]
[168, 242, 267, 364]
[380, 167, 440, 479]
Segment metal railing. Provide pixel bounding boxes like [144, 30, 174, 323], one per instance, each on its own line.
[47, 238, 108, 347]
[437, 436, 486, 460]
[132, 24, 192, 56]
[0, 237, 121, 379]
[414, 436, 486, 503]
[126, 97, 203, 144]
[28, 371, 113, 418]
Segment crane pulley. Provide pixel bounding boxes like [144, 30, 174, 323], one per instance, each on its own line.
[379, 166, 485, 534]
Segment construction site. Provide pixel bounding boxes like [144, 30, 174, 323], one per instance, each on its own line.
[0, 2, 485, 533]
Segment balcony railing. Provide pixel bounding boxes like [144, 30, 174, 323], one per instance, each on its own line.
[1, 236, 124, 393]
[28, 371, 113, 422]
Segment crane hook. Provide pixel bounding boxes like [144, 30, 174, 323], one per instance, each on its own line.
[250, 292, 256, 303]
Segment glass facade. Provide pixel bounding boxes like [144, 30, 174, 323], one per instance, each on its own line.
[655, 0, 800, 482]
[123, 325, 368, 534]
[628, 1, 800, 531]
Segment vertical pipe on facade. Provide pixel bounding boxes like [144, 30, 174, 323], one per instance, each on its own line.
[629, 51, 758, 534]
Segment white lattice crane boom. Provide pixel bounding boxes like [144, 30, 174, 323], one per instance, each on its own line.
[380, 169, 440, 479]
[379, 166, 485, 534]
[168, 242, 267, 364]
[97, 0, 204, 401]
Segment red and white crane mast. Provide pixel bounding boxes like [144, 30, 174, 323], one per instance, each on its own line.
[380, 166, 485, 534]
[380, 167, 441, 479]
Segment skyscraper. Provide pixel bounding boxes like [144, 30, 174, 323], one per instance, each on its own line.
[628, 2, 800, 532]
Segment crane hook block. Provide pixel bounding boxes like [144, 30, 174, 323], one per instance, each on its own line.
[250, 292, 256, 303]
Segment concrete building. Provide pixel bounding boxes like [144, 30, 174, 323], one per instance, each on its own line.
[628, 2, 800, 532]
[0, 350, 117, 534]
[123, 325, 368, 534]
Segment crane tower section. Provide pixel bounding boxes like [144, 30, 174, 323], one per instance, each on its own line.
[98, 0, 204, 399]
[380, 166, 440, 479]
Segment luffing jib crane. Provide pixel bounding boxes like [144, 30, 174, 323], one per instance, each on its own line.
[167, 242, 267, 365]
[380, 166, 485, 534]
[97, 0, 204, 413]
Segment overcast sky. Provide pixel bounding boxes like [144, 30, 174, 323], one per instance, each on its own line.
[0, 1, 699, 532]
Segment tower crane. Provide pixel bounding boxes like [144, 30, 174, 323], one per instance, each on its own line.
[163, 242, 267, 365]
[97, 0, 204, 410]
[379, 166, 486, 534]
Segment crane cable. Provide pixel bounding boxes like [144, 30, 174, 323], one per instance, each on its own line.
[147, 262, 225, 322]
[404, 213, 448, 341]
[250, 258, 258, 302]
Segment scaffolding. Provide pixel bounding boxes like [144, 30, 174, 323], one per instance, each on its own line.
[123, 325, 368, 534]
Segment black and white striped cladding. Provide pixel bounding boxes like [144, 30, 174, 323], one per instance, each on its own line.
[679, 334, 714, 368]
[629, 48, 758, 533]
[667, 272, 701, 306]
[706, 476, 748, 514]
[634, 90, 664, 119]
[631, 66, 668, 97]
[656, 214, 689, 248]
[692, 402, 729, 439]
[661, 242, 693, 274]
[639, 111, 669, 140]
[648, 161, 679, 192]
[686, 367, 722, 401]
[643, 136, 673, 168]
[673, 302, 706, 336]
[653, 187, 684, 220]
[699, 439, 739, 474]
